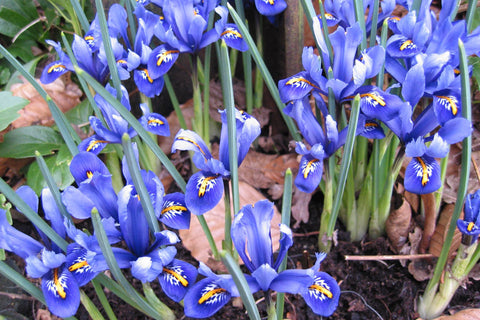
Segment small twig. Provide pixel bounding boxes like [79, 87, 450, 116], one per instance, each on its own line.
[12, 16, 46, 43]
[0, 291, 37, 301]
[471, 155, 480, 184]
[292, 231, 319, 237]
[344, 253, 434, 261]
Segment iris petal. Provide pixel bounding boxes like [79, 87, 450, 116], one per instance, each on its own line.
[302, 272, 341, 317]
[159, 259, 198, 302]
[159, 192, 191, 230]
[183, 278, 231, 318]
[41, 266, 80, 318]
[295, 153, 324, 193]
[147, 45, 179, 79]
[185, 172, 224, 215]
[405, 155, 441, 194]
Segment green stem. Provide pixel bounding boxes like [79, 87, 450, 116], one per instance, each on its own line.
[142, 283, 175, 320]
[164, 74, 187, 129]
[223, 181, 233, 254]
[418, 242, 479, 319]
[91, 279, 118, 320]
[191, 56, 206, 142]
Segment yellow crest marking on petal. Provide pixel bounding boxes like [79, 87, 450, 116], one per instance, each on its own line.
[285, 77, 319, 90]
[86, 170, 93, 179]
[416, 157, 429, 186]
[53, 268, 67, 299]
[176, 137, 207, 157]
[68, 261, 89, 272]
[162, 267, 189, 287]
[142, 69, 154, 83]
[161, 205, 187, 215]
[467, 222, 475, 232]
[365, 122, 378, 127]
[220, 29, 243, 38]
[400, 40, 413, 51]
[268, 0, 275, 4]
[309, 284, 333, 299]
[198, 288, 227, 304]
[84, 35, 95, 42]
[147, 118, 164, 126]
[86, 140, 109, 152]
[156, 50, 179, 66]
[48, 64, 66, 74]
[359, 93, 386, 106]
[304, 159, 319, 179]
[198, 176, 216, 197]
[436, 95, 458, 116]
[117, 59, 127, 64]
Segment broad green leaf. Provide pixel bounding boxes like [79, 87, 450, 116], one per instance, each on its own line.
[0, 8, 42, 40]
[5, 39, 37, 64]
[25, 152, 74, 194]
[0, 67, 10, 85]
[65, 99, 93, 126]
[0, 91, 29, 131]
[471, 56, 480, 92]
[0, 0, 38, 20]
[0, 126, 64, 158]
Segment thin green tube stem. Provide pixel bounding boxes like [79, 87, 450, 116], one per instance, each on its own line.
[425, 39, 472, 293]
[164, 74, 187, 129]
[121, 134, 160, 234]
[34, 151, 72, 223]
[91, 279, 118, 320]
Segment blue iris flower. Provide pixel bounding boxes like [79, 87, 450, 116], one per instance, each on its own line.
[147, 0, 247, 79]
[0, 186, 109, 318]
[171, 108, 261, 215]
[78, 84, 169, 154]
[41, 4, 130, 85]
[457, 189, 480, 244]
[184, 200, 340, 318]
[109, 175, 197, 301]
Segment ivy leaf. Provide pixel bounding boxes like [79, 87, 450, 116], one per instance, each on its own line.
[0, 126, 64, 158]
[0, 91, 29, 131]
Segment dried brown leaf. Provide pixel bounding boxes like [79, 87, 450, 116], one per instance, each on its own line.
[434, 309, 480, 320]
[10, 76, 82, 128]
[386, 198, 412, 253]
[179, 181, 282, 271]
[429, 204, 463, 259]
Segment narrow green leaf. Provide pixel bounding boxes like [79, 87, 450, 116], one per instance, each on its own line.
[94, 0, 122, 99]
[426, 39, 472, 292]
[276, 168, 292, 319]
[0, 261, 45, 303]
[91, 209, 166, 319]
[80, 290, 106, 320]
[327, 95, 360, 236]
[220, 251, 261, 320]
[91, 279, 117, 320]
[0, 126, 64, 158]
[69, 0, 90, 32]
[0, 177, 68, 251]
[34, 151, 72, 223]
[121, 134, 160, 234]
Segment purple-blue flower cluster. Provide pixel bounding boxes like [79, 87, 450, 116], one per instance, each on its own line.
[278, 0, 478, 195]
[40, 1, 248, 98]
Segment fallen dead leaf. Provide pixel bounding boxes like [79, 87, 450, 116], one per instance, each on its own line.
[408, 257, 434, 282]
[386, 198, 412, 253]
[429, 204, 463, 259]
[10, 75, 82, 128]
[179, 181, 282, 271]
[434, 309, 480, 320]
